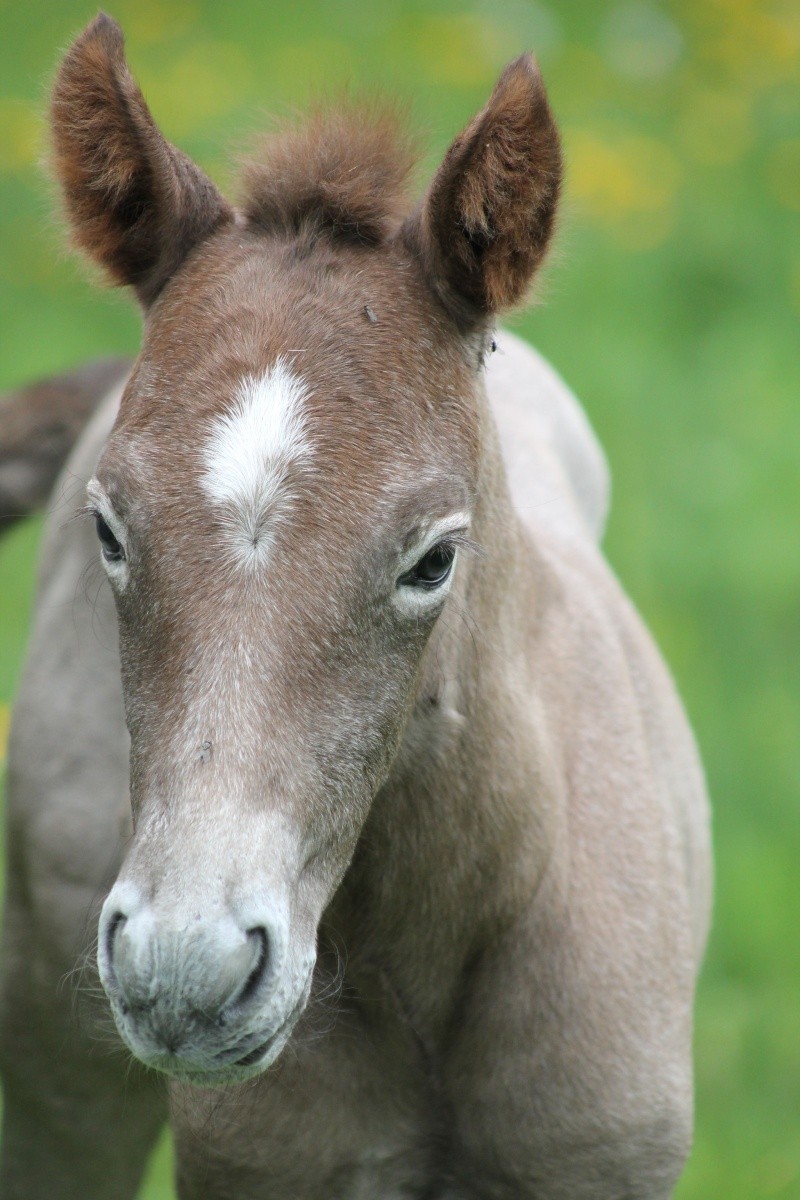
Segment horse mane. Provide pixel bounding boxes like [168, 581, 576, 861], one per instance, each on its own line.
[238, 104, 417, 247]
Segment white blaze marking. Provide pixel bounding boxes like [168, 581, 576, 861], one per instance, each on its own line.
[201, 359, 312, 565]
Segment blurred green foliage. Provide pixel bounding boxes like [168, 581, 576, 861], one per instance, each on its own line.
[1, 1, 798, 1196]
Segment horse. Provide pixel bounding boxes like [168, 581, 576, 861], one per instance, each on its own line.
[0, 14, 711, 1199]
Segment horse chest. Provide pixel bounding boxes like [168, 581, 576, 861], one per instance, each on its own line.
[172, 998, 448, 1198]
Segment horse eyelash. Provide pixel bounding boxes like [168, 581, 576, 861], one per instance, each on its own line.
[439, 532, 485, 560]
[62, 502, 99, 530]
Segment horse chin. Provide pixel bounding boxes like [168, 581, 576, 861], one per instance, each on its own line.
[111, 971, 312, 1088]
[160, 1024, 297, 1089]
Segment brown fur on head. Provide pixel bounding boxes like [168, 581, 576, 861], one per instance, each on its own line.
[240, 105, 417, 246]
[49, 12, 232, 306]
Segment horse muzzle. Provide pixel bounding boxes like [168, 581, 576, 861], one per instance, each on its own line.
[97, 880, 315, 1083]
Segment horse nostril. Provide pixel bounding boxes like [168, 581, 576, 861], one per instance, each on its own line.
[235, 926, 269, 1008]
[104, 910, 127, 978]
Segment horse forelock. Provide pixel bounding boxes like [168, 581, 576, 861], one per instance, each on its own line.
[237, 103, 418, 247]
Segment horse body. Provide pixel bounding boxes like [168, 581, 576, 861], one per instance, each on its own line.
[0, 16, 710, 1199]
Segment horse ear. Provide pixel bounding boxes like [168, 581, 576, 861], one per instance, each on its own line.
[404, 55, 562, 328]
[50, 13, 232, 308]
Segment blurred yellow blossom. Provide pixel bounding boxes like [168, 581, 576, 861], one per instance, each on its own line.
[677, 86, 755, 166]
[0, 98, 40, 173]
[115, 0, 198, 46]
[414, 15, 508, 86]
[766, 140, 800, 212]
[0, 704, 8, 764]
[138, 41, 253, 138]
[565, 127, 683, 250]
[698, 0, 800, 91]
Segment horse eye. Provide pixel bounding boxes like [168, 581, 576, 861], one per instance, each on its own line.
[95, 514, 125, 563]
[398, 541, 456, 589]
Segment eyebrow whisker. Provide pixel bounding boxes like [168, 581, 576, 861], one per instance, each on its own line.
[61, 502, 98, 530]
[445, 532, 484, 558]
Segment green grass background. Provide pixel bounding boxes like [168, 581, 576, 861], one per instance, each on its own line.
[1, 0, 798, 1195]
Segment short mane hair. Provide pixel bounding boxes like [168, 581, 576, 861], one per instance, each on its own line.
[238, 105, 417, 247]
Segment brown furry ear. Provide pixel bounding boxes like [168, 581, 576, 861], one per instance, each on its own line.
[404, 55, 562, 328]
[50, 13, 232, 307]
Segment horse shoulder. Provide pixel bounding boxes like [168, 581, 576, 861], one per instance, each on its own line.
[522, 513, 712, 968]
[485, 330, 610, 543]
[486, 332, 710, 957]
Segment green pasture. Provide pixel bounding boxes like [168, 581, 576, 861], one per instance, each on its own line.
[1, 1, 798, 1195]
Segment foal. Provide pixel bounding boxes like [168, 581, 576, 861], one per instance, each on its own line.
[0, 15, 710, 1199]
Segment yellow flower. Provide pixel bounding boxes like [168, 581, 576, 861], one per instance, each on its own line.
[766, 140, 800, 213]
[565, 127, 683, 250]
[0, 704, 9, 765]
[677, 87, 754, 167]
[0, 98, 40, 174]
[138, 41, 254, 139]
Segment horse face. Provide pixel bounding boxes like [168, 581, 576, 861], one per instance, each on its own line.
[53, 16, 559, 1080]
[93, 237, 482, 1080]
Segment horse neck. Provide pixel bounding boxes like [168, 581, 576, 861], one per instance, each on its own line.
[327, 392, 556, 1026]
